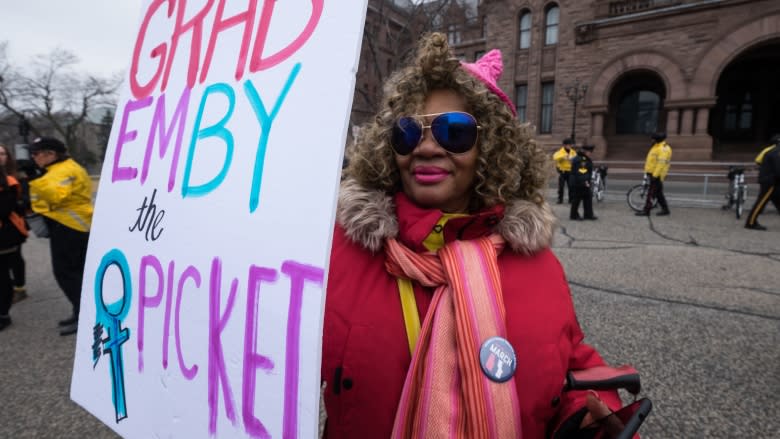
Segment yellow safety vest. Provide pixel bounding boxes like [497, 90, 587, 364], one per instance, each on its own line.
[30, 158, 93, 232]
[553, 147, 576, 172]
[643, 141, 672, 180]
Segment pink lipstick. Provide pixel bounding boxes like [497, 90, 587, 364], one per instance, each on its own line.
[413, 166, 450, 184]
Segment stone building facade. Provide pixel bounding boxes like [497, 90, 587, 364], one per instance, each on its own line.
[450, 0, 780, 160]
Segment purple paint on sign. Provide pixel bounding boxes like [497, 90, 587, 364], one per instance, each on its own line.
[137, 254, 163, 372]
[242, 265, 277, 439]
[142, 88, 191, 191]
[208, 257, 239, 433]
[113, 97, 153, 182]
[281, 261, 324, 439]
[176, 265, 200, 380]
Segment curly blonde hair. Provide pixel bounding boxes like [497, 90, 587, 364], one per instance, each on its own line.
[345, 33, 550, 211]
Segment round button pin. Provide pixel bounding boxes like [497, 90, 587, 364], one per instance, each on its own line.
[479, 336, 517, 383]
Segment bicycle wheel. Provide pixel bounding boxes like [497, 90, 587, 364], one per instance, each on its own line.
[627, 185, 646, 212]
[596, 178, 606, 202]
[735, 186, 745, 219]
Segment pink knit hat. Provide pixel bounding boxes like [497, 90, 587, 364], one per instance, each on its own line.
[460, 50, 516, 117]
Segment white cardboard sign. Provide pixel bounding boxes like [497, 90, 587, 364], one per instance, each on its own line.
[71, 2, 367, 438]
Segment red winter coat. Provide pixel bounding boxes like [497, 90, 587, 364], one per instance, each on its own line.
[322, 183, 621, 438]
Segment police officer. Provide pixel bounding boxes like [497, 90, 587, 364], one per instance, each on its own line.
[636, 132, 672, 216]
[570, 144, 597, 221]
[28, 137, 93, 336]
[745, 134, 780, 230]
[553, 138, 576, 204]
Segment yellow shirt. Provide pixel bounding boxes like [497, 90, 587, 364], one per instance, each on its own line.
[643, 141, 672, 180]
[552, 147, 576, 172]
[30, 158, 94, 232]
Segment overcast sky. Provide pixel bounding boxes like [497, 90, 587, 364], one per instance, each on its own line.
[1, 1, 143, 77]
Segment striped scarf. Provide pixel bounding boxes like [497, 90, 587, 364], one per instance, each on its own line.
[385, 235, 522, 438]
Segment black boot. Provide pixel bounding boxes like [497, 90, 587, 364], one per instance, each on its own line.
[59, 322, 78, 336]
[0, 315, 11, 331]
[58, 314, 77, 327]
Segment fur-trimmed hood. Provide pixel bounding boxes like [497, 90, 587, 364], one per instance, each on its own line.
[336, 178, 556, 254]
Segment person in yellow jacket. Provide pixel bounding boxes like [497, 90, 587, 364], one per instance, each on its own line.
[28, 137, 93, 336]
[636, 132, 672, 216]
[552, 138, 576, 204]
[745, 134, 780, 230]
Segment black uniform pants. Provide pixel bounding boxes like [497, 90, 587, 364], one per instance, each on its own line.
[570, 186, 594, 219]
[0, 252, 15, 316]
[558, 171, 571, 202]
[46, 219, 89, 317]
[645, 176, 669, 213]
[9, 246, 24, 288]
[745, 182, 779, 226]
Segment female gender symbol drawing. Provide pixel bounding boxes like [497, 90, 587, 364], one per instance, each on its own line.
[93, 248, 133, 423]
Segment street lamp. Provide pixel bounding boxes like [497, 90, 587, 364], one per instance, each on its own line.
[564, 79, 588, 143]
[18, 117, 31, 144]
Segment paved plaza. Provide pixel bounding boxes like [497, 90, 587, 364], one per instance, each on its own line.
[0, 191, 778, 438]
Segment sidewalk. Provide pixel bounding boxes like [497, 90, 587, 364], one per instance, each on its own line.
[550, 196, 779, 438]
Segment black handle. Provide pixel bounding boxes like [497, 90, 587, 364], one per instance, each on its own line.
[564, 365, 641, 395]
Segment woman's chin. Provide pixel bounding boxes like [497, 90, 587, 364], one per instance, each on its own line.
[406, 191, 467, 213]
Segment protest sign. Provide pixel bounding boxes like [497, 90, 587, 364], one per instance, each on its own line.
[71, 1, 368, 437]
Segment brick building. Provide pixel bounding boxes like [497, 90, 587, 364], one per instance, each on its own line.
[366, 0, 780, 161]
[444, 0, 780, 160]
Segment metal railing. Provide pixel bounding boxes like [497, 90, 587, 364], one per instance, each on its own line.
[584, 160, 758, 207]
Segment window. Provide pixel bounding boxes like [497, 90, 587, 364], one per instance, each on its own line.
[616, 90, 661, 134]
[519, 11, 532, 49]
[481, 16, 487, 38]
[545, 5, 559, 45]
[516, 85, 528, 122]
[724, 92, 752, 131]
[447, 24, 461, 45]
[540, 82, 555, 133]
[474, 50, 485, 61]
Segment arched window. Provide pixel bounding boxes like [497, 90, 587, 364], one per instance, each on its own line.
[616, 90, 661, 134]
[545, 5, 559, 45]
[518, 11, 532, 49]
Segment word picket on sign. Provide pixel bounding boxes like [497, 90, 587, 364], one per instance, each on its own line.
[70, 1, 368, 438]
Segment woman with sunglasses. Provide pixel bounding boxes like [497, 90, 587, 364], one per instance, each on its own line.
[322, 33, 621, 438]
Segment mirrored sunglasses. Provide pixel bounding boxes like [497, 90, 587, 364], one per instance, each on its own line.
[390, 111, 481, 155]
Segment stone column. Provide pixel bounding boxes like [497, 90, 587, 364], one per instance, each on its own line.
[695, 107, 710, 135]
[680, 109, 694, 136]
[590, 112, 607, 159]
[592, 113, 604, 136]
[666, 109, 679, 135]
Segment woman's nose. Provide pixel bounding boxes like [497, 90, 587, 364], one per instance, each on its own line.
[414, 127, 445, 156]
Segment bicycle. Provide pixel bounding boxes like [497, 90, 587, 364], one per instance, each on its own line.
[721, 166, 747, 219]
[591, 165, 608, 202]
[627, 174, 658, 212]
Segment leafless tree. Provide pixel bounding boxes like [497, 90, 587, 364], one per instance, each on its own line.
[0, 41, 120, 165]
[353, 0, 475, 122]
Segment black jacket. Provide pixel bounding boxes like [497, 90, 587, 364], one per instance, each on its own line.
[570, 152, 593, 188]
[758, 145, 780, 185]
